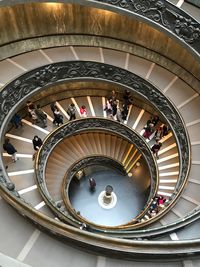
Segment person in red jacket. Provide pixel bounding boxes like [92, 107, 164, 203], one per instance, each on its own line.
[80, 105, 87, 117]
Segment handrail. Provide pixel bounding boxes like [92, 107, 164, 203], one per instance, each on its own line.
[91, 0, 200, 58]
[0, 61, 191, 238]
[0, 0, 198, 256]
[0, 0, 199, 58]
[1, 183, 200, 259]
[97, 205, 200, 238]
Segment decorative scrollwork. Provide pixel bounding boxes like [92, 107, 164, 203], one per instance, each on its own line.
[0, 166, 20, 198]
[0, 61, 190, 192]
[174, 15, 200, 43]
[131, 0, 170, 28]
[95, 0, 200, 51]
[0, 61, 190, 233]
[30, 65, 61, 87]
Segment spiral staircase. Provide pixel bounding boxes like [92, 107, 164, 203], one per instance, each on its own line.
[0, 0, 200, 266]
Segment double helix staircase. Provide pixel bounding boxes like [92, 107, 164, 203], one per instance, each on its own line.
[1, 46, 200, 264]
[45, 132, 142, 202]
[1, 92, 183, 226]
[0, 0, 200, 266]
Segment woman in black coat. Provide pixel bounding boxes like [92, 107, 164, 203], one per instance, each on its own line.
[3, 138, 18, 162]
[32, 136, 43, 151]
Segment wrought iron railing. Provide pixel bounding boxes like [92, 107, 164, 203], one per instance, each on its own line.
[0, 61, 193, 247]
[91, 0, 200, 57]
[0, 0, 198, 258]
[0, 1, 199, 57]
[0, 61, 189, 197]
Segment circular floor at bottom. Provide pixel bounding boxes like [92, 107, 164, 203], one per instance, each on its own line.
[68, 166, 149, 227]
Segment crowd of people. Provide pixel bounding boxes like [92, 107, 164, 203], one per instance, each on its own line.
[142, 115, 169, 159]
[27, 101, 48, 127]
[5, 91, 170, 195]
[140, 195, 167, 222]
[143, 116, 169, 140]
[104, 90, 133, 122]
[2, 92, 173, 224]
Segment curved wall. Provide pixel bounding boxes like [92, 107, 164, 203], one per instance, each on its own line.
[0, 0, 199, 264]
[0, 2, 199, 92]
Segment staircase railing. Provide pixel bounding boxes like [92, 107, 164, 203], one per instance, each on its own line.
[0, 61, 192, 242]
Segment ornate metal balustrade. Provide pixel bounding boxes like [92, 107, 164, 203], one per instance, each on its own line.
[0, 0, 198, 258]
[0, 0, 199, 58]
[0, 60, 193, 241]
[103, 205, 200, 238]
[0, 61, 190, 194]
[92, 0, 200, 55]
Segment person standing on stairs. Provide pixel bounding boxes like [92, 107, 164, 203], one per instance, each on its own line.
[108, 90, 117, 105]
[80, 105, 87, 117]
[67, 103, 76, 120]
[3, 138, 18, 163]
[111, 99, 118, 117]
[123, 90, 133, 107]
[26, 100, 34, 118]
[32, 135, 43, 151]
[28, 103, 38, 125]
[121, 90, 133, 122]
[151, 141, 162, 159]
[154, 126, 163, 142]
[50, 102, 58, 124]
[104, 99, 113, 118]
[50, 102, 57, 113]
[11, 113, 23, 129]
[151, 115, 159, 127]
[116, 101, 123, 123]
[32, 135, 43, 161]
[143, 123, 154, 139]
[53, 107, 64, 126]
[107, 90, 118, 117]
[121, 104, 129, 121]
[35, 105, 47, 128]
[163, 124, 170, 136]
